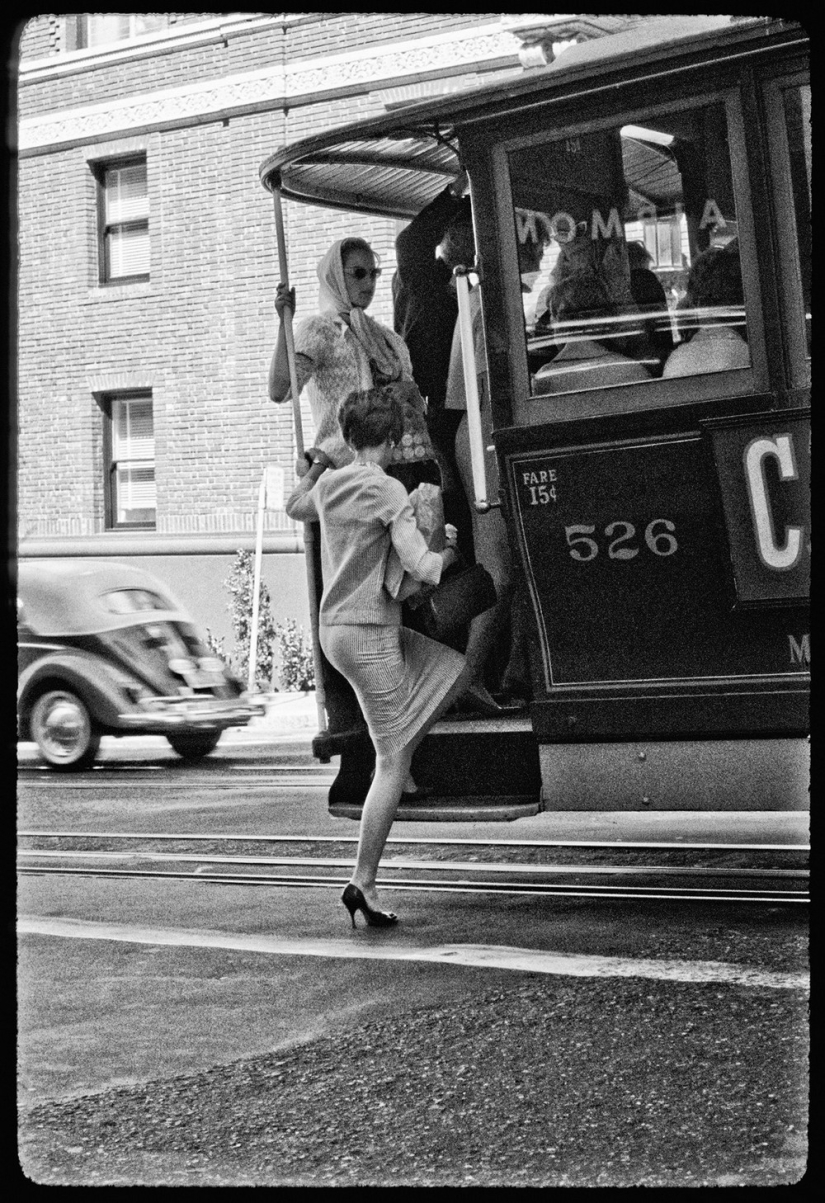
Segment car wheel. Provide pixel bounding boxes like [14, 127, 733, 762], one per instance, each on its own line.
[29, 688, 101, 770]
[166, 731, 222, 762]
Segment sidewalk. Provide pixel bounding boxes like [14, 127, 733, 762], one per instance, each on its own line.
[230, 691, 320, 741]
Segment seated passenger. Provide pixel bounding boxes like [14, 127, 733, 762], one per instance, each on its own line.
[626, 241, 674, 376]
[663, 241, 749, 378]
[533, 272, 651, 394]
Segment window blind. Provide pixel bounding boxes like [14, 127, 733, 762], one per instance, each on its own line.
[107, 224, 150, 279]
[112, 396, 156, 520]
[104, 162, 149, 279]
[105, 164, 149, 223]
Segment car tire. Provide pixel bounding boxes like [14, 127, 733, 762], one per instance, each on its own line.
[29, 688, 101, 770]
[166, 731, 222, 762]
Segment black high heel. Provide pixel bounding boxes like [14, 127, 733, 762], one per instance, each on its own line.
[341, 883, 398, 929]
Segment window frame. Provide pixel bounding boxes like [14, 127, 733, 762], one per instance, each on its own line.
[485, 86, 768, 427]
[761, 70, 810, 394]
[95, 155, 150, 286]
[102, 391, 156, 531]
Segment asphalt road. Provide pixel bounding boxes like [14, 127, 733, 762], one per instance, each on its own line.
[17, 737, 809, 1187]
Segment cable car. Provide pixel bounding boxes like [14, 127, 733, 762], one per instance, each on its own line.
[260, 15, 809, 820]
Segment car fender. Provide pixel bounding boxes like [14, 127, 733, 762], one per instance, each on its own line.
[18, 651, 138, 734]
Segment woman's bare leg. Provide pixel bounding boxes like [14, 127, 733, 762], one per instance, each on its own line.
[350, 663, 472, 906]
[350, 747, 412, 909]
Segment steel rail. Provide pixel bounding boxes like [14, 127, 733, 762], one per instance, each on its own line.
[17, 772, 334, 790]
[17, 864, 807, 903]
[17, 849, 809, 879]
[17, 830, 811, 852]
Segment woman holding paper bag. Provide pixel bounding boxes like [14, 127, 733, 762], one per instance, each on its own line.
[285, 386, 469, 929]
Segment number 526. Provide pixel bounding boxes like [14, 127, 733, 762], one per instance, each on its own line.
[565, 519, 678, 561]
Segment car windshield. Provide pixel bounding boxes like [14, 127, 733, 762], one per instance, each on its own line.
[101, 588, 175, 614]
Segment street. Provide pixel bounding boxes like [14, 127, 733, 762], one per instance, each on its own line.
[17, 733, 809, 1186]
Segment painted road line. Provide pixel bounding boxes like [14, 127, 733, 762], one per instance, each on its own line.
[17, 917, 808, 991]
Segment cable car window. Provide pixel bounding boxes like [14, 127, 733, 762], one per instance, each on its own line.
[508, 101, 750, 399]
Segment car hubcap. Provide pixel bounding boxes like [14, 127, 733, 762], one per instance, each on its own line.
[33, 693, 90, 761]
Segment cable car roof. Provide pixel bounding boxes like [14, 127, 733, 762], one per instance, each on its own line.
[259, 16, 805, 219]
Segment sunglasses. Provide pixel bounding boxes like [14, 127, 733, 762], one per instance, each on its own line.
[345, 267, 382, 281]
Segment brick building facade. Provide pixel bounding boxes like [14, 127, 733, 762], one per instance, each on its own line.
[14, 12, 564, 655]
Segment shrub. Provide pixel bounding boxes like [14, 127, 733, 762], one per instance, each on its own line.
[203, 627, 234, 672]
[274, 619, 316, 692]
[223, 549, 278, 693]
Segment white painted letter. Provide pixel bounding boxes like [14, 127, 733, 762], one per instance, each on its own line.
[744, 435, 803, 570]
[788, 634, 810, 666]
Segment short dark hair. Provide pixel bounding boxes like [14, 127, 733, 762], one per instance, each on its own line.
[686, 241, 743, 309]
[338, 385, 405, 450]
[550, 271, 616, 323]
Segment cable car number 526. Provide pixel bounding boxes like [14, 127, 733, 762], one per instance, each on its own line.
[565, 520, 678, 561]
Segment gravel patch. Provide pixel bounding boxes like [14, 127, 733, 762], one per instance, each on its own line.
[19, 975, 808, 1187]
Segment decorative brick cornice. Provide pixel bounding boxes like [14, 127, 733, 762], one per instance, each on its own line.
[18, 22, 524, 153]
[87, 372, 156, 394]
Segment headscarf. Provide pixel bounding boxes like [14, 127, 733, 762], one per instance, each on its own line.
[316, 239, 404, 383]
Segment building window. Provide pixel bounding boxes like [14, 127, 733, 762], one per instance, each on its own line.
[97, 158, 150, 284]
[68, 14, 169, 50]
[98, 159, 150, 283]
[104, 393, 156, 529]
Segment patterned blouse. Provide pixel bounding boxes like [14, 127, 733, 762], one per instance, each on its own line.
[293, 314, 414, 468]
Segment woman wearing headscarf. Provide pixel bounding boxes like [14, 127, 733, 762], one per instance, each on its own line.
[269, 237, 439, 488]
[269, 236, 449, 742]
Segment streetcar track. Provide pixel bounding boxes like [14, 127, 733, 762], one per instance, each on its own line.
[18, 830, 810, 851]
[18, 828, 808, 905]
[17, 865, 806, 903]
[17, 849, 808, 879]
[17, 772, 335, 790]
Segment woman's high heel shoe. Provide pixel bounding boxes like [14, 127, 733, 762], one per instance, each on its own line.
[341, 883, 398, 929]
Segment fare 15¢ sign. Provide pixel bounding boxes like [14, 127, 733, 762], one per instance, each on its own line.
[510, 417, 809, 689]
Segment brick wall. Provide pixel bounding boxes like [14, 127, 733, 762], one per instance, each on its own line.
[17, 12, 518, 551]
[18, 13, 505, 117]
[18, 16, 57, 60]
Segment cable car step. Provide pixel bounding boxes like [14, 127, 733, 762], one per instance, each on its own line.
[321, 721, 541, 821]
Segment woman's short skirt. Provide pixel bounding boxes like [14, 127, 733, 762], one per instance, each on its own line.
[320, 623, 465, 757]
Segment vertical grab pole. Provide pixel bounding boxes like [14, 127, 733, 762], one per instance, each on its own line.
[453, 267, 490, 513]
[272, 188, 327, 734]
[248, 472, 267, 693]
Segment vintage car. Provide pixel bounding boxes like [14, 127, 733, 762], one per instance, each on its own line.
[17, 559, 265, 769]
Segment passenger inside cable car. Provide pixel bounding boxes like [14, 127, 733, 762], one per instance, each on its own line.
[663, 239, 750, 377]
[533, 270, 651, 395]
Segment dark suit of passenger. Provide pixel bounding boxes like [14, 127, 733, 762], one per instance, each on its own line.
[393, 187, 467, 467]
